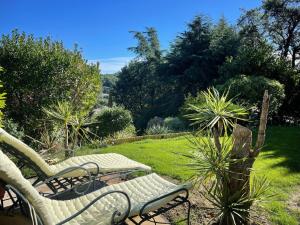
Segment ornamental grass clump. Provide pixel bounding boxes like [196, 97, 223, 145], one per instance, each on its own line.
[186, 87, 271, 225]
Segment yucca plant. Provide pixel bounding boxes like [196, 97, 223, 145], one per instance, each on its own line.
[43, 101, 94, 158]
[186, 88, 248, 154]
[186, 87, 271, 225]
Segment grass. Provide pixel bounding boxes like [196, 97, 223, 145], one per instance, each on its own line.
[77, 126, 300, 225]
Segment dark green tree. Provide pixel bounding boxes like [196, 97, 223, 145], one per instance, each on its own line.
[165, 15, 212, 96]
[114, 27, 169, 130]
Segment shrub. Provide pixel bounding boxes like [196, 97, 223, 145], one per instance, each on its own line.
[145, 125, 171, 135]
[147, 116, 164, 129]
[2, 118, 25, 140]
[112, 124, 136, 139]
[163, 117, 186, 131]
[0, 30, 101, 137]
[91, 107, 133, 138]
[217, 75, 285, 115]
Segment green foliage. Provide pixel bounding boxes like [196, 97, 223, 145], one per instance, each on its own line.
[145, 125, 171, 135]
[0, 80, 6, 127]
[2, 118, 24, 140]
[185, 88, 272, 225]
[147, 116, 164, 128]
[0, 30, 101, 137]
[112, 124, 136, 139]
[188, 136, 232, 182]
[43, 101, 91, 157]
[102, 74, 118, 88]
[166, 15, 212, 96]
[113, 28, 170, 130]
[217, 75, 285, 115]
[163, 117, 186, 131]
[185, 87, 248, 132]
[203, 176, 271, 225]
[91, 106, 133, 138]
[261, 0, 300, 67]
[78, 127, 300, 225]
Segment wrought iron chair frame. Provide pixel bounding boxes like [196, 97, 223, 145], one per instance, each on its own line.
[1, 181, 131, 225]
[128, 188, 191, 225]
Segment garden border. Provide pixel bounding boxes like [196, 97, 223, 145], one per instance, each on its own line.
[105, 132, 191, 145]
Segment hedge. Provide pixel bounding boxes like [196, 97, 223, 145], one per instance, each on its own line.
[104, 132, 191, 145]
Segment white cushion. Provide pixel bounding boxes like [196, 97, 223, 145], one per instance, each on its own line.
[0, 150, 191, 225]
[0, 128, 151, 178]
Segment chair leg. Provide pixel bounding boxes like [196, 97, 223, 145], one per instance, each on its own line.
[186, 200, 191, 225]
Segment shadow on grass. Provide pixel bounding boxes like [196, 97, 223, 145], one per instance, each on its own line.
[258, 126, 300, 173]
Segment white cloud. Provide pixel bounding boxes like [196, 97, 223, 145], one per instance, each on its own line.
[89, 57, 133, 74]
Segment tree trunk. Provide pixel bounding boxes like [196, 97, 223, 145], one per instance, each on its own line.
[64, 123, 71, 158]
[227, 90, 270, 225]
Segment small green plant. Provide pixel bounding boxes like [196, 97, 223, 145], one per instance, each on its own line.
[145, 124, 171, 135]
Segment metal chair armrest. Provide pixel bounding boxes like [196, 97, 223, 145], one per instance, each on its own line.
[35, 165, 92, 195]
[139, 188, 189, 217]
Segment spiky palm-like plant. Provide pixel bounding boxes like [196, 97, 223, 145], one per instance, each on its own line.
[186, 88, 248, 153]
[43, 101, 93, 158]
[186, 88, 270, 225]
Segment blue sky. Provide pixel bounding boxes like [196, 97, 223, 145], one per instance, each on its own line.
[1, 0, 261, 73]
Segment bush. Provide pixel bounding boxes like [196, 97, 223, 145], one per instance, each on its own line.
[0, 30, 101, 138]
[163, 117, 186, 131]
[113, 124, 136, 139]
[145, 125, 171, 135]
[2, 118, 25, 140]
[91, 107, 133, 138]
[147, 116, 164, 129]
[217, 75, 285, 115]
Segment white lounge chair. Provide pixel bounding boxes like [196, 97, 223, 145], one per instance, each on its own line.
[0, 150, 192, 225]
[0, 128, 151, 195]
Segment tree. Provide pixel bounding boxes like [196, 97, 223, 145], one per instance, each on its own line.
[210, 17, 240, 76]
[0, 30, 101, 137]
[262, 0, 300, 68]
[187, 88, 271, 225]
[113, 27, 167, 130]
[165, 15, 212, 96]
[163, 16, 240, 114]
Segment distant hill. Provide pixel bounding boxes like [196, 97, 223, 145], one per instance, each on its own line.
[102, 73, 118, 91]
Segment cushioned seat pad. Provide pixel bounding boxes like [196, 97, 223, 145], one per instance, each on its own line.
[51, 153, 151, 177]
[0, 128, 151, 178]
[0, 150, 191, 225]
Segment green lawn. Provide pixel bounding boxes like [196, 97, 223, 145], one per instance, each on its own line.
[77, 126, 300, 225]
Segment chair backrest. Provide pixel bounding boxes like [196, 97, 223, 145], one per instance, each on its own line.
[0, 128, 54, 177]
[0, 149, 52, 224]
